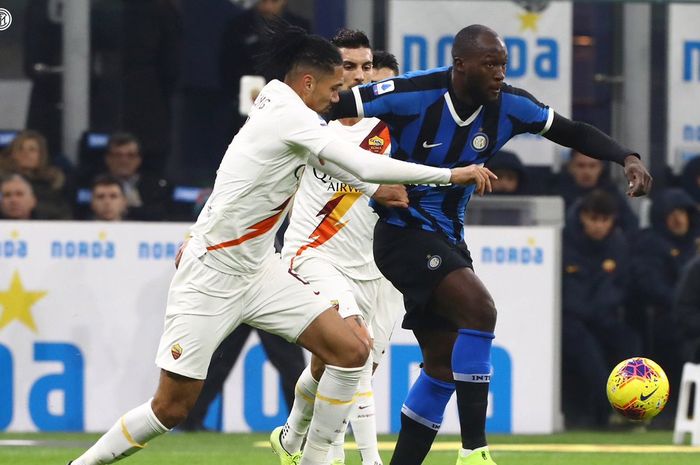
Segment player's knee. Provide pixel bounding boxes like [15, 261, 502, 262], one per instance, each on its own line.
[151, 398, 191, 429]
[338, 339, 370, 368]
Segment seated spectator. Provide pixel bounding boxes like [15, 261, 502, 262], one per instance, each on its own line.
[674, 254, 700, 363]
[0, 174, 38, 220]
[90, 175, 129, 221]
[76, 133, 173, 220]
[629, 188, 700, 408]
[0, 130, 71, 219]
[486, 150, 527, 195]
[551, 149, 638, 232]
[561, 190, 640, 428]
[680, 156, 700, 207]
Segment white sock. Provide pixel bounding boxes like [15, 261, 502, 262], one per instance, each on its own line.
[72, 399, 169, 465]
[351, 362, 382, 465]
[300, 364, 363, 465]
[327, 438, 346, 463]
[281, 365, 319, 454]
[459, 446, 489, 458]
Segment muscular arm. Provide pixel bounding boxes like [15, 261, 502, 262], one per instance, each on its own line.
[544, 113, 635, 165]
[544, 113, 652, 196]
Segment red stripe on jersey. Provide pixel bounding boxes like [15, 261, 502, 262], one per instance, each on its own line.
[206, 196, 292, 251]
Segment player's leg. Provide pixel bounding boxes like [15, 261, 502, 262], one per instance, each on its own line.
[258, 329, 307, 413]
[389, 329, 456, 465]
[181, 324, 254, 430]
[338, 277, 399, 465]
[431, 267, 497, 464]
[247, 257, 369, 465]
[71, 371, 202, 465]
[70, 246, 246, 464]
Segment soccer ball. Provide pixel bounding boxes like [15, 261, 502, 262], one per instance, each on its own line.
[606, 357, 670, 421]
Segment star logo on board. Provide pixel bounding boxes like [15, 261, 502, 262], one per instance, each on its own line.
[0, 271, 48, 333]
[519, 11, 540, 31]
[98, 230, 108, 241]
[9, 229, 20, 239]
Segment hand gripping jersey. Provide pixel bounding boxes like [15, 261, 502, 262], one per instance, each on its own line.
[283, 118, 391, 280]
[188, 80, 336, 274]
[338, 66, 555, 243]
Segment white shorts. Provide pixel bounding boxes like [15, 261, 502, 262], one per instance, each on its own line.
[292, 256, 372, 322]
[370, 277, 405, 363]
[155, 247, 331, 380]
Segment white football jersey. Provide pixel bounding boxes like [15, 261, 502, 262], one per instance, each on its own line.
[283, 117, 391, 280]
[188, 80, 335, 274]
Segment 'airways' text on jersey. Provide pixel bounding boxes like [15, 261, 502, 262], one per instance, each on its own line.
[344, 66, 554, 243]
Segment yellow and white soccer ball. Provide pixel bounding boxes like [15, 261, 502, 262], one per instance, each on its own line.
[606, 357, 670, 421]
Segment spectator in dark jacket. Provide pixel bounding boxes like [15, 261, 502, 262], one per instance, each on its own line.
[551, 149, 638, 233]
[1, 174, 39, 220]
[76, 133, 173, 220]
[219, 0, 310, 133]
[629, 188, 700, 411]
[561, 190, 641, 428]
[0, 130, 72, 219]
[674, 254, 700, 363]
[631, 188, 700, 312]
[486, 150, 528, 195]
[680, 156, 700, 206]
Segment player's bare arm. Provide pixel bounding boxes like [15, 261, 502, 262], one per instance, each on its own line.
[544, 112, 653, 197]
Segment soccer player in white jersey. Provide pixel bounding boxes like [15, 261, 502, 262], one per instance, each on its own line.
[67, 21, 496, 465]
[272, 31, 402, 465]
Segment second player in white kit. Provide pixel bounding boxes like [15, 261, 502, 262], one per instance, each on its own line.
[277, 31, 404, 465]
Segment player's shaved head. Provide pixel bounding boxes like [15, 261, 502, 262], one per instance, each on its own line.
[452, 24, 501, 58]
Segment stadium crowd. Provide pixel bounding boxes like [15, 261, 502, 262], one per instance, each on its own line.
[2, 0, 698, 434]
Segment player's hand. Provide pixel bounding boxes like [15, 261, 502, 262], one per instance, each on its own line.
[623, 155, 652, 197]
[371, 184, 409, 208]
[175, 237, 190, 269]
[449, 165, 498, 195]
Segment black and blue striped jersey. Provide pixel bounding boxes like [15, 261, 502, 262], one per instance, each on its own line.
[339, 66, 554, 243]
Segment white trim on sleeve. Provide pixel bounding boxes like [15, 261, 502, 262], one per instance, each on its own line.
[538, 107, 555, 135]
[352, 86, 364, 118]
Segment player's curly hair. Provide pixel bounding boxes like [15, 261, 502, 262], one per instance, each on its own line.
[256, 18, 341, 81]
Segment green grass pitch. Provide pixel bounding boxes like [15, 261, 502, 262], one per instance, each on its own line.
[1, 431, 699, 465]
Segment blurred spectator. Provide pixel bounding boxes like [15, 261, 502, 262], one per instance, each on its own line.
[630, 188, 700, 315]
[629, 188, 700, 408]
[552, 149, 638, 232]
[680, 156, 700, 207]
[0, 174, 38, 220]
[219, 0, 310, 128]
[90, 175, 129, 221]
[561, 190, 640, 428]
[674, 254, 700, 363]
[91, 0, 182, 177]
[23, 0, 63, 154]
[0, 130, 72, 219]
[75, 133, 173, 221]
[486, 150, 527, 195]
[174, 0, 242, 185]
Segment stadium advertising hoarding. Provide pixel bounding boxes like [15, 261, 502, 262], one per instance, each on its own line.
[387, 0, 572, 166]
[667, 3, 700, 169]
[0, 222, 560, 434]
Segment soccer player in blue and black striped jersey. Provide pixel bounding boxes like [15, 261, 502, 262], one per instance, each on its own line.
[333, 25, 652, 465]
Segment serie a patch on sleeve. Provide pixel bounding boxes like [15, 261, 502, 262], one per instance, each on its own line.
[373, 80, 395, 96]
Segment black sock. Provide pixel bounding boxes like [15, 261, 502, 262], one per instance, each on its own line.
[455, 381, 489, 450]
[389, 413, 439, 465]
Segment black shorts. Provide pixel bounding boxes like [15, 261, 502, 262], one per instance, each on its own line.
[373, 221, 474, 330]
